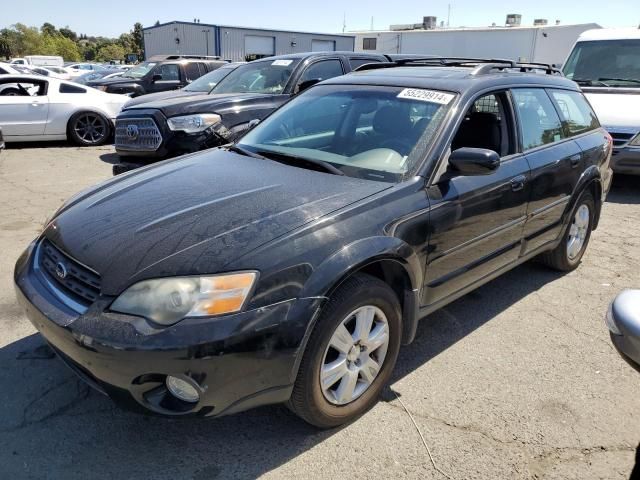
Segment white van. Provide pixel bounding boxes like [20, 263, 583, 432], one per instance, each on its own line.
[563, 28, 640, 175]
[9, 55, 64, 67]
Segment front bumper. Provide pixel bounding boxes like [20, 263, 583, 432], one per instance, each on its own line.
[611, 147, 640, 175]
[14, 243, 323, 417]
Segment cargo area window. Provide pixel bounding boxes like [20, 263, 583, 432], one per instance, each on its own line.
[548, 89, 599, 137]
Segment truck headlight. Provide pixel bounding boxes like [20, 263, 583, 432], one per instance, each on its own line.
[167, 114, 221, 134]
[111, 272, 257, 325]
[96, 85, 108, 92]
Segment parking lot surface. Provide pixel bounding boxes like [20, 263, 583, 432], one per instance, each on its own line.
[0, 144, 638, 479]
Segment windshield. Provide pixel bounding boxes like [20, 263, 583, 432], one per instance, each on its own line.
[563, 39, 640, 87]
[238, 85, 454, 183]
[211, 58, 300, 95]
[124, 62, 157, 79]
[185, 66, 237, 92]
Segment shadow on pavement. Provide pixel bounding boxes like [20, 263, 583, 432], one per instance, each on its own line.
[607, 174, 640, 205]
[0, 262, 561, 478]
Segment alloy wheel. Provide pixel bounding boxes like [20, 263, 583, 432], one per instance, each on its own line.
[320, 305, 390, 405]
[74, 113, 107, 144]
[567, 204, 590, 261]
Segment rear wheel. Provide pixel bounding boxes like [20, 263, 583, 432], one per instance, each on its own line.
[539, 192, 594, 271]
[288, 273, 402, 428]
[68, 111, 111, 146]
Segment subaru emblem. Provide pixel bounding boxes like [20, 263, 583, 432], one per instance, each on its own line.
[55, 262, 68, 280]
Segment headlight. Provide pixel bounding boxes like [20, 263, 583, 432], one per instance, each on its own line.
[167, 113, 221, 133]
[605, 302, 622, 335]
[629, 132, 640, 146]
[110, 272, 257, 325]
[96, 85, 108, 92]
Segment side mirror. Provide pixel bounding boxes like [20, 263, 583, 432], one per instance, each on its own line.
[248, 118, 261, 129]
[296, 78, 321, 93]
[449, 147, 500, 175]
[152, 74, 163, 82]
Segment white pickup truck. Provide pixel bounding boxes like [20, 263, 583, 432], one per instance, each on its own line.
[563, 28, 640, 176]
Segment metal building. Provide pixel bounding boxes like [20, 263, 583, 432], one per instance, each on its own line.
[143, 21, 355, 61]
[352, 20, 601, 66]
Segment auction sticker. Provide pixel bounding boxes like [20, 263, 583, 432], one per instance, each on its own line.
[272, 60, 293, 66]
[397, 88, 455, 105]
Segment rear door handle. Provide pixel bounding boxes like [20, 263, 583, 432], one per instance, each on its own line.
[569, 154, 581, 168]
[510, 175, 526, 192]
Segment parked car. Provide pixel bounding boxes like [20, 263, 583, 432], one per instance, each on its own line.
[0, 62, 21, 75]
[0, 74, 128, 145]
[74, 70, 125, 85]
[122, 62, 243, 108]
[65, 63, 108, 78]
[563, 28, 640, 175]
[86, 55, 228, 97]
[113, 52, 391, 168]
[27, 65, 72, 80]
[10, 55, 64, 67]
[14, 58, 612, 427]
[0, 127, 4, 151]
[606, 290, 640, 372]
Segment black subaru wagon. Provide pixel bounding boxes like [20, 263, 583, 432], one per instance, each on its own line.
[15, 58, 613, 427]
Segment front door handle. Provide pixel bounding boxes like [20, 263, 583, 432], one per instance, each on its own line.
[510, 175, 526, 192]
[569, 154, 581, 168]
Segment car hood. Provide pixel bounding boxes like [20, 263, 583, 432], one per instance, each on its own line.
[124, 89, 208, 108]
[46, 149, 389, 295]
[88, 76, 141, 87]
[585, 90, 640, 129]
[124, 92, 279, 117]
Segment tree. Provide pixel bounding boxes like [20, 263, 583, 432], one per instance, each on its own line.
[41, 22, 57, 36]
[96, 43, 125, 62]
[59, 26, 78, 42]
[132, 22, 144, 57]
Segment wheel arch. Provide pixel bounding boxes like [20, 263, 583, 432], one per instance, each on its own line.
[563, 166, 602, 230]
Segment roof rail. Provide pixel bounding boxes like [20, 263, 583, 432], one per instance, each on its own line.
[148, 54, 222, 61]
[355, 57, 562, 75]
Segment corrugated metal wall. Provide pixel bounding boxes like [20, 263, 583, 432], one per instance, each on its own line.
[218, 27, 354, 61]
[144, 22, 216, 58]
[143, 22, 354, 61]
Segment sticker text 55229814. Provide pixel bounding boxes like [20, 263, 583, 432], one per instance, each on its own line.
[397, 89, 455, 105]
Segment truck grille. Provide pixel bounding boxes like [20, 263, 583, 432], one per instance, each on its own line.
[38, 239, 101, 307]
[115, 117, 163, 151]
[608, 130, 638, 149]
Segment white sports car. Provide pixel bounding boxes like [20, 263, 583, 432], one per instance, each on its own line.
[0, 74, 128, 146]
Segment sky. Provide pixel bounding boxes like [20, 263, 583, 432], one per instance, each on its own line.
[2, 0, 639, 37]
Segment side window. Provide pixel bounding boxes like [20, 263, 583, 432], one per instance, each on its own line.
[197, 63, 207, 75]
[298, 60, 344, 85]
[349, 58, 381, 70]
[512, 89, 564, 151]
[158, 64, 180, 81]
[184, 63, 201, 82]
[451, 92, 513, 157]
[59, 83, 87, 94]
[548, 89, 599, 137]
[272, 95, 348, 139]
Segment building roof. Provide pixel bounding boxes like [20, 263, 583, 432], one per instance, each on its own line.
[350, 23, 601, 35]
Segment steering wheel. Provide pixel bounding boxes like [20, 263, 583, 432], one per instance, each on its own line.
[379, 138, 413, 156]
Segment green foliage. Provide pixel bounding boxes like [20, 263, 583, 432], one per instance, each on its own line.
[0, 22, 144, 62]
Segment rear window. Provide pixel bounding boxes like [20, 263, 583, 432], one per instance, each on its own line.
[184, 63, 201, 82]
[59, 83, 86, 94]
[548, 89, 599, 137]
[512, 88, 564, 150]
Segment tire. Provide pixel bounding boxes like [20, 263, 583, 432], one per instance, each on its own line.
[539, 191, 595, 271]
[0, 88, 22, 96]
[67, 111, 111, 146]
[288, 273, 402, 428]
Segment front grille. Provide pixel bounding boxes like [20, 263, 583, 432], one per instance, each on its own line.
[38, 239, 101, 306]
[608, 131, 638, 148]
[115, 117, 163, 151]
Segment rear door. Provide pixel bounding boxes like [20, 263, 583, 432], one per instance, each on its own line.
[423, 91, 531, 306]
[511, 88, 584, 254]
[0, 78, 49, 137]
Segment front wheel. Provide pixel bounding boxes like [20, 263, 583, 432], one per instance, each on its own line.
[288, 273, 402, 428]
[68, 111, 111, 146]
[539, 191, 595, 271]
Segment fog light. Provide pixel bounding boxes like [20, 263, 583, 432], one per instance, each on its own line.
[166, 375, 200, 403]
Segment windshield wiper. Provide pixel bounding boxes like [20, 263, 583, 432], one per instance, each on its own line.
[598, 77, 640, 85]
[573, 78, 611, 87]
[228, 144, 266, 159]
[255, 149, 345, 176]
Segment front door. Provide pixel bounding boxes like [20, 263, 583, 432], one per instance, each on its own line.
[0, 78, 49, 137]
[423, 91, 531, 307]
